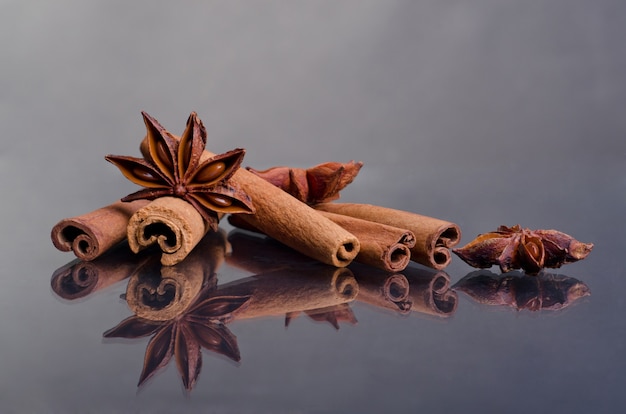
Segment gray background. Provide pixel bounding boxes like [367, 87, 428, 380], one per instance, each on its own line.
[1, 1, 625, 413]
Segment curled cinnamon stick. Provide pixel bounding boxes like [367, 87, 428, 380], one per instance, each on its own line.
[51, 200, 149, 261]
[315, 203, 461, 270]
[316, 210, 415, 272]
[127, 197, 210, 266]
[139, 139, 360, 267]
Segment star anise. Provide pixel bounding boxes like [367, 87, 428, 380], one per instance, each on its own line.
[105, 112, 254, 230]
[453, 225, 593, 275]
[104, 286, 251, 391]
[247, 160, 363, 204]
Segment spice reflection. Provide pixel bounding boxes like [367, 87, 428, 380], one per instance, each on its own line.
[453, 270, 590, 311]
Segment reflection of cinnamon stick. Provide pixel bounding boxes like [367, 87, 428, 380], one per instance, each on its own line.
[126, 197, 210, 266]
[51, 200, 148, 261]
[351, 264, 412, 314]
[315, 203, 461, 270]
[50, 243, 148, 300]
[404, 267, 458, 318]
[139, 138, 360, 267]
[216, 267, 359, 320]
[125, 230, 229, 321]
[226, 230, 320, 275]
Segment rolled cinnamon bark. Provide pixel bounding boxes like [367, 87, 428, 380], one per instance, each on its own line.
[139, 139, 360, 267]
[51, 200, 149, 261]
[404, 267, 458, 318]
[316, 210, 415, 272]
[315, 203, 461, 270]
[228, 214, 412, 272]
[127, 197, 210, 266]
[216, 266, 359, 321]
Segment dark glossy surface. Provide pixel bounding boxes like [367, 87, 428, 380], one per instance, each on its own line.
[2, 1, 625, 413]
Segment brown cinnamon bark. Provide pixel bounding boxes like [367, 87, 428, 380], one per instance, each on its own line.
[127, 197, 210, 266]
[139, 139, 360, 268]
[315, 203, 461, 270]
[51, 200, 149, 261]
[228, 213, 414, 272]
[317, 210, 415, 272]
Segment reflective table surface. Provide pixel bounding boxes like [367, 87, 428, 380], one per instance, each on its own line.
[2, 1, 625, 413]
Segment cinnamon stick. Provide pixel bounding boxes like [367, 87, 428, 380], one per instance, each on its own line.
[139, 139, 360, 267]
[126, 197, 210, 266]
[315, 203, 461, 270]
[51, 200, 149, 261]
[316, 210, 415, 272]
[228, 213, 414, 272]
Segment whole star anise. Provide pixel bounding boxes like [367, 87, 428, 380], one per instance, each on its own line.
[453, 225, 593, 275]
[105, 112, 254, 230]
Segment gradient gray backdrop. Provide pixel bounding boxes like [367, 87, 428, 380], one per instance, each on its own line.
[1, 1, 625, 413]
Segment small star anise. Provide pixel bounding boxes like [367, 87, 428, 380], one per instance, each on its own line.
[105, 112, 255, 230]
[453, 225, 593, 275]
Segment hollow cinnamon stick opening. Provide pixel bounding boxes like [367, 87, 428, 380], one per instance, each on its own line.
[127, 197, 210, 266]
[315, 203, 461, 270]
[139, 139, 360, 267]
[51, 200, 149, 261]
[316, 210, 415, 272]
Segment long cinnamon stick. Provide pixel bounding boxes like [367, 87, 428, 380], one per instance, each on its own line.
[139, 139, 360, 267]
[127, 197, 209, 266]
[315, 203, 461, 270]
[51, 200, 149, 261]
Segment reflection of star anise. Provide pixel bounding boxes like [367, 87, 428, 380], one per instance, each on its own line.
[105, 112, 254, 230]
[453, 271, 590, 311]
[103, 289, 251, 391]
[247, 160, 363, 204]
[453, 225, 593, 275]
[285, 303, 358, 330]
